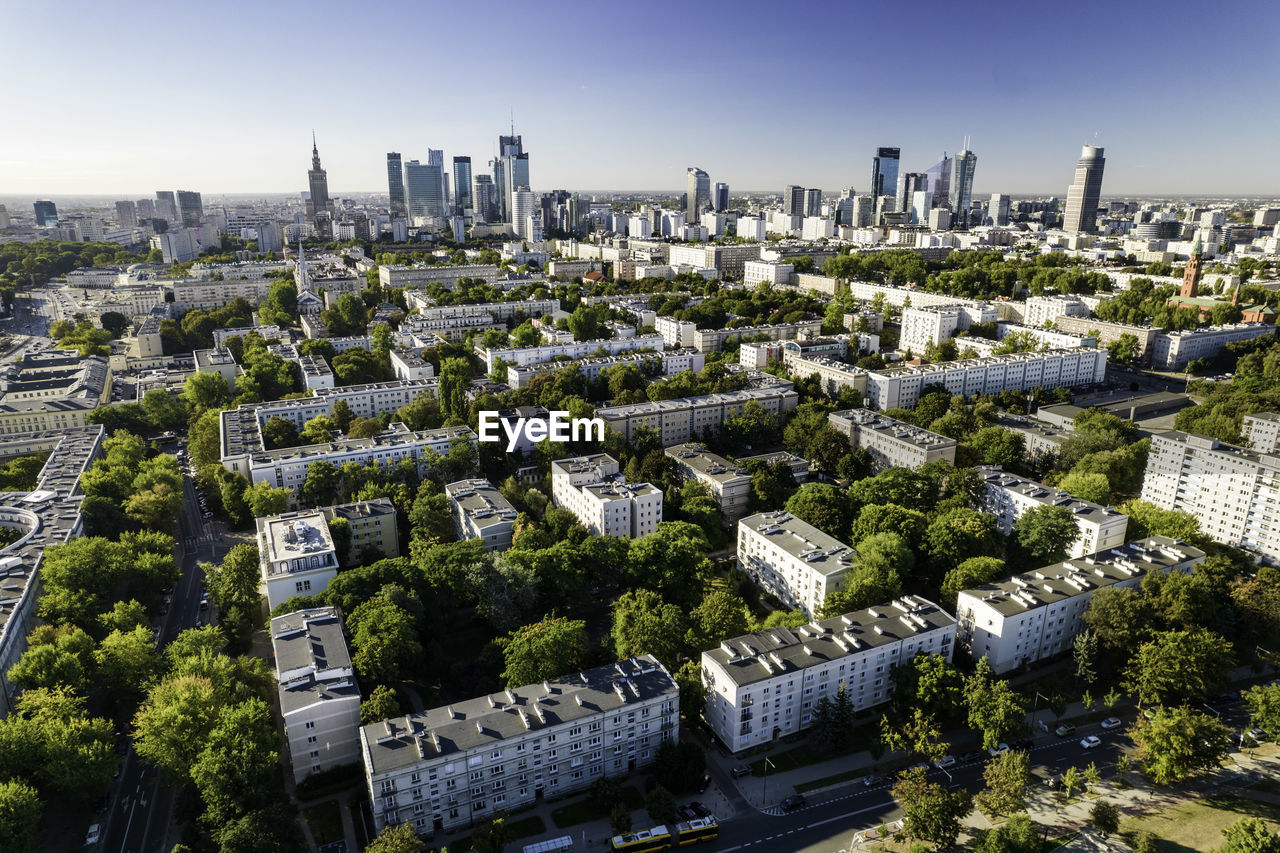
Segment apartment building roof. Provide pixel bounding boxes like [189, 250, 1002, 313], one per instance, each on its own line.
[958, 536, 1204, 617]
[705, 596, 954, 688]
[193, 347, 237, 370]
[583, 480, 660, 501]
[596, 385, 796, 419]
[665, 444, 750, 485]
[260, 510, 334, 576]
[327, 497, 398, 525]
[829, 408, 957, 451]
[976, 466, 1126, 524]
[247, 424, 475, 467]
[868, 348, 1098, 379]
[739, 511, 855, 577]
[270, 607, 360, 715]
[362, 655, 675, 774]
[1150, 429, 1280, 469]
[445, 479, 518, 532]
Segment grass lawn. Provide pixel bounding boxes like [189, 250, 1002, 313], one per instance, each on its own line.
[1253, 779, 1280, 796]
[550, 786, 643, 829]
[1121, 795, 1280, 853]
[795, 767, 871, 793]
[303, 801, 345, 846]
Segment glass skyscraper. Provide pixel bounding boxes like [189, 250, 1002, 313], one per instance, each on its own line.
[950, 149, 977, 229]
[686, 168, 710, 221]
[453, 156, 473, 213]
[923, 153, 951, 208]
[870, 147, 900, 201]
[1063, 145, 1106, 234]
[387, 152, 406, 220]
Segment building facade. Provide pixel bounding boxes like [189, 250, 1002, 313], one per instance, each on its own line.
[665, 444, 751, 524]
[446, 479, 517, 552]
[976, 466, 1129, 558]
[1063, 145, 1105, 234]
[596, 385, 799, 446]
[828, 409, 957, 470]
[550, 454, 662, 539]
[737, 511, 855, 618]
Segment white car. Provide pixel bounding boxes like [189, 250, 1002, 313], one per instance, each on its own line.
[1100, 717, 1122, 730]
[85, 824, 102, 846]
[933, 755, 957, 769]
[1080, 736, 1102, 749]
[988, 743, 1010, 757]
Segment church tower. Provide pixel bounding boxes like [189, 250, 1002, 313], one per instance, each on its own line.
[1181, 237, 1202, 298]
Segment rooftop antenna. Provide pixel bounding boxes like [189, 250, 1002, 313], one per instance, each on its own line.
[510, 107, 515, 137]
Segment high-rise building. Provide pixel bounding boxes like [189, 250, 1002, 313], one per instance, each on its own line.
[386, 152, 406, 220]
[1063, 145, 1106, 234]
[686, 168, 710, 222]
[897, 173, 927, 220]
[870, 147, 900, 201]
[473, 174, 496, 223]
[33, 200, 58, 226]
[176, 190, 203, 227]
[115, 200, 138, 228]
[714, 182, 729, 212]
[988, 194, 1010, 226]
[804, 188, 822, 218]
[0, 205, 9, 230]
[511, 188, 538, 240]
[784, 185, 806, 217]
[135, 198, 155, 221]
[923, 153, 951, 208]
[950, 149, 977, 229]
[306, 134, 334, 237]
[851, 195, 874, 227]
[911, 191, 933, 226]
[155, 191, 177, 223]
[452, 156, 473, 213]
[404, 158, 445, 222]
[493, 132, 529, 224]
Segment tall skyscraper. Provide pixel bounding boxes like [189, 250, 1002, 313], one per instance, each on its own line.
[804, 188, 822, 218]
[33, 200, 58, 226]
[950, 148, 977, 229]
[115, 200, 138, 228]
[512, 188, 538, 240]
[404, 156, 445, 221]
[155, 191, 178, 223]
[870, 147, 900, 201]
[387, 152, 406, 220]
[988, 193, 1010, 227]
[923, 153, 951, 207]
[714, 182, 729, 212]
[1063, 145, 1106, 234]
[897, 173, 926, 219]
[686, 168, 710, 222]
[135, 198, 155, 221]
[784, 185, 806, 217]
[493, 132, 529, 224]
[306, 134, 333, 237]
[176, 190, 203, 227]
[453, 156, 474, 213]
[473, 174, 496, 223]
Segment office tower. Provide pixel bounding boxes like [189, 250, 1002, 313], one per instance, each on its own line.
[949, 147, 977, 229]
[452, 156, 473, 212]
[443, 172, 451, 211]
[404, 158, 445, 221]
[386, 152, 406, 219]
[511, 188, 537, 240]
[686, 168, 710, 221]
[714, 182, 729, 212]
[33, 200, 58, 226]
[473, 174, 496, 223]
[155, 191, 178, 223]
[493, 131, 529, 223]
[897, 173, 926, 219]
[804, 188, 822, 218]
[257, 221, 282, 253]
[115, 200, 138, 228]
[923, 153, 952, 207]
[870, 147, 900, 201]
[911, 191, 933, 226]
[176, 190, 203, 227]
[851, 195, 874, 227]
[306, 134, 334, 237]
[0, 205, 8, 230]
[1063, 145, 1106, 234]
[988, 193, 1010, 226]
[784, 185, 806, 216]
[135, 198, 155, 220]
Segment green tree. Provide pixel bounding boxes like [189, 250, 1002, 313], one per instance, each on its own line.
[0, 779, 41, 853]
[610, 802, 632, 834]
[1244, 683, 1280, 741]
[243, 481, 291, 518]
[300, 460, 340, 507]
[969, 428, 1027, 467]
[611, 589, 688, 671]
[1058, 470, 1113, 505]
[1131, 706, 1231, 785]
[1123, 628, 1234, 706]
[1118, 499, 1207, 546]
[1218, 818, 1280, 853]
[925, 507, 996, 577]
[261, 415, 299, 449]
[361, 685, 404, 725]
[346, 591, 423, 687]
[204, 544, 264, 616]
[892, 766, 973, 849]
[95, 626, 163, 712]
[811, 685, 858, 753]
[891, 653, 965, 722]
[849, 503, 929, 546]
[964, 658, 1027, 750]
[645, 785, 678, 826]
[191, 699, 280, 826]
[686, 588, 751, 651]
[363, 823, 425, 853]
[940, 556, 1006, 610]
[1012, 504, 1080, 567]
[974, 814, 1042, 853]
[500, 617, 590, 687]
[783, 483, 852, 540]
[880, 708, 947, 762]
[976, 749, 1031, 817]
[1074, 629, 1099, 687]
[625, 522, 713, 609]
[7, 624, 96, 693]
[437, 357, 471, 422]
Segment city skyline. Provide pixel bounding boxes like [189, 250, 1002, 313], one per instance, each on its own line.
[2, 1, 1277, 197]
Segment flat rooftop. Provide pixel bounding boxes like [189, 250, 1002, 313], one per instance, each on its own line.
[739, 510, 855, 576]
[830, 408, 957, 450]
[665, 444, 750, 485]
[445, 479, 518, 531]
[260, 511, 335, 575]
[977, 466, 1125, 523]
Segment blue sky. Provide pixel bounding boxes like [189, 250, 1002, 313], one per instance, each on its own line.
[3, 0, 1277, 196]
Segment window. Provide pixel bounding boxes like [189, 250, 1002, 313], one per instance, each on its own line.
[304, 721, 315, 730]
[307, 736, 317, 744]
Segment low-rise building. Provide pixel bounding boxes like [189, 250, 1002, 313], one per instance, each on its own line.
[505, 349, 702, 390]
[192, 347, 242, 392]
[0, 353, 111, 436]
[900, 303, 998, 353]
[655, 317, 697, 349]
[828, 409, 957, 470]
[693, 321, 822, 353]
[551, 454, 662, 539]
[743, 260, 793, 288]
[390, 348, 436, 382]
[665, 444, 751, 524]
[782, 352, 868, 396]
[596, 385, 799, 446]
[212, 324, 287, 347]
[446, 479, 517, 552]
[1150, 323, 1275, 370]
[271, 607, 362, 782]
[737, 511, 855, 618]
[326, 498, 400, 563]
[361, 656, 678, 838]
[257, 510, 341, 609]
[701, 596, 956, 753]
[976, 466, 1129, 558]
[1053, 315, 1160, 360]
[737, 450, 811, 483]
[379, 264, 502, 289]
[1023, 294, 1089, 328]
[299, 355, 334, 390]
[956, 536, 1204, 673]
[477, 334, 665, 374]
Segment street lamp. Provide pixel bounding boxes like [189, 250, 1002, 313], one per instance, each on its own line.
[1028, 691, 1052, 733]
[762, 756, 775, 809]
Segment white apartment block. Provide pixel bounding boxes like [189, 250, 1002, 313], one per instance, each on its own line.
[693, 321, 822, 353]
[828, 409, 957, 470]
[446, 479, 517, 552]
[844, 280, 1010, 318]
[506, 349, 703, 390]
[477, 334, 665, 374]
[976, 466, 1129, 559]
[378, 264, 503, 289]
[743, 260, 794, 289]
[956, 536, 1204, 673]
[192, 346, 243, 391]
[596, 385, 799, 447]
[300, 355, 334, 390]
[737, 511, 855, 618]
[782, 352, 868, 397]
[801, 217, 835, 241]
[551, 454, 663, 539]
[390, 349, 436, 382]
[666, 243, 762, 278]
[900, 303, 998, 354]
[271, 607, 362, 782]
[1053, 315, 1160, 360]
[1141, 430, 1280, 563]
[665, 444, 751, 524]
[257, 510, 341, 609]
[404, 296, 559, 324]
[996, 323, 1097, 349]
[361, 656, 677, 839]
[211, 324, 288, 348]
[1024, 294, 1089, 328]
[399, 312, 505, 344]
[702, 596, 955, 753]
[1244, 412, 1280, 454]
[862, 348, 1108, 410]
[655, 317, 697, 348]
[843, 308, 885, 334]
[1150, 323, 1275, 371]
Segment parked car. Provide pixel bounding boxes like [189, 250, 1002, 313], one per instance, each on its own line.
[1080, 736, 1102, 750]
[1100, 717, 1122, 730]
[988, 743, 1010, 757]
[934, 756, 957, 769]
[689, 801, 710, 818]
[959, 751, 982, 763]
[85, 823, 102, 846]
[730, 766, 752, 779]
[862, 775, 881, 787]
[781, 795, 806, 812]
[1055, 724, 1076, 737]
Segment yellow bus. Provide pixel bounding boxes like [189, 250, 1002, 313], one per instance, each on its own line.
[674, 816, 719, 845]
[610, 826, 672, 852]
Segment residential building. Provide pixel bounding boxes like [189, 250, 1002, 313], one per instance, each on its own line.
[665, 243, 762, 279]
[655, 317, 697, 349]
[994, 323, 1097, 349]
[828, 409, 957, 470]
[737, 511, 855, 618]
[693, 321, 821, 353]
[389, 348, 436, 382]
[271, 607, 362, 782]
[1140, 430, 1280, 563]
[782, 352, 868, 396]
[505, 349, 703, 390]
[1022, 295, 1090, 329]
[1244, 412, 1280, 454]
[192, 347, 242, 392]
[596, 385, 799, 446]
[665, 444, 751, 524]
[326, 499, 400, 563]
[257, 510, 342, 609]
[743, 260, 793, 289]
[476, 334, 665, 374]
[550, 454, 662, 539]
[1053, 315, 1160, 360]
[702, 596, 955, 753]
[1150, 323, 1275, 370]
[446, 479, 517, 552]
[379, 264, 502, 290]
[976, 466, 1129, 558]
[899, 303, 998, 353]
[1063, 145, 1106, 234]
[360, 656, 677, 838]
[406, 297, 558, 325]
[956, 537, 1204, 673]
[0, 353, 111, 436]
